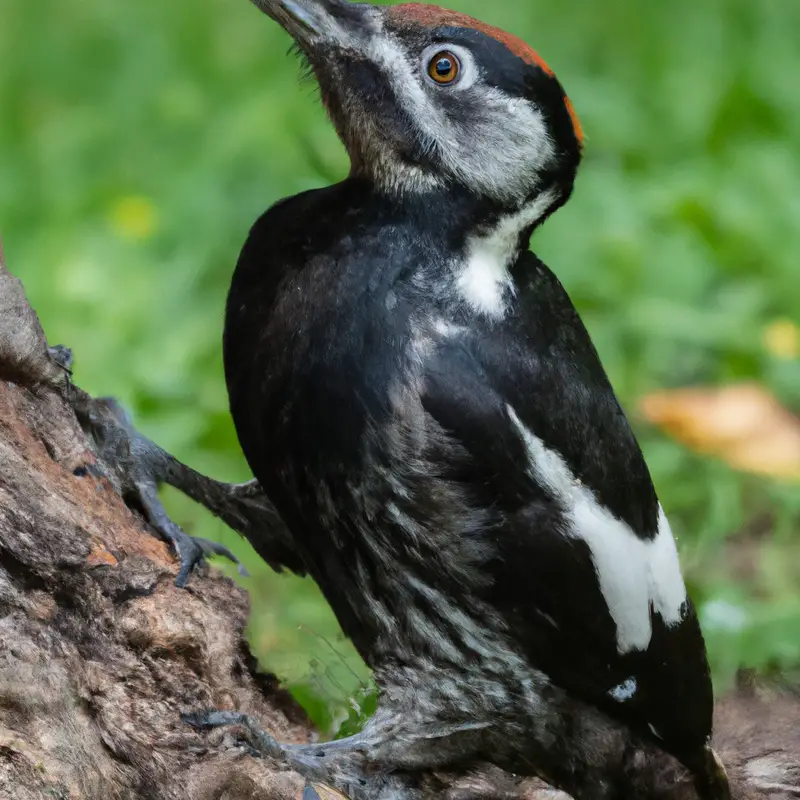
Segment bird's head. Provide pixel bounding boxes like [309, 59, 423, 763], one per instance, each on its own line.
[255, 0, 583, 216]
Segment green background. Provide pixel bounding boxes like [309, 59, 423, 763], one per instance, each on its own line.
[2, 0, 799, 735]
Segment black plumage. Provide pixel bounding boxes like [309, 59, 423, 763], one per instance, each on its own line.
[212, 2, 729, 798]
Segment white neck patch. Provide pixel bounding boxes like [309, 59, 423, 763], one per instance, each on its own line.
[456, 190, 557, 319]
[507, 406, 688, 654]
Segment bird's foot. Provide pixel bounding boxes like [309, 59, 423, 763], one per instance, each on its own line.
[183, 710, 370, 796]
[161, 473, 306, 576]
[0, 247, 298, 582]
[47, 344, 74, 374]
[63, 365, 304, 583]
[72, 388, 305, 579]
[131, 484, 248, 589]
[70, 390, 247, 587]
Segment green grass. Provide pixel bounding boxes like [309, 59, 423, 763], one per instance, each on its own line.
[2, 0, 799, 735]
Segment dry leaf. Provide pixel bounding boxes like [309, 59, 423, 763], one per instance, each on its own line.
[640, 382, 800, 482]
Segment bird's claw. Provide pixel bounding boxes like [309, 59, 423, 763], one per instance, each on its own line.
[182, 710, 287, 760]
[69, 387, 248, 586]
[153, 514, 248, 588]
[183, 710, 366, 792]
[128, 478, 248, 587]
[48, 344, 74, 374]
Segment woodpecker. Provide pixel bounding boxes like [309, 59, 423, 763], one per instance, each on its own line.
[208, 1, 730, 798]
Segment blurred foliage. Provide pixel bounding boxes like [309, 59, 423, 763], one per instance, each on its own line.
[1, 0, 799, 737]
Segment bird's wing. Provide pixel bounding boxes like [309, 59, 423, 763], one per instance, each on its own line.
[417, 260, 712, 760]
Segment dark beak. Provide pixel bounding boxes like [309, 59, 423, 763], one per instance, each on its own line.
[250, 0, 373, 49]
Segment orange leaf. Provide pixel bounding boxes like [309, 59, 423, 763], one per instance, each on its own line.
[639, 383, 800, 482]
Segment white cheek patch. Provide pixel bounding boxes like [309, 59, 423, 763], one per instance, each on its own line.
[457, 190, 557, 318]
[362, 24, 556, 204]
[450, 88, 554, 201]
[507, 407, 688, 654]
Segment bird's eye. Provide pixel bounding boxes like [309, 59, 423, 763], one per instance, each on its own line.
[427, 51, 460, 85]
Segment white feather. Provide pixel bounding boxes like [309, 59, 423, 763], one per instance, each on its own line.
[456, 191, 557, 318]
[507, 406, 688, 654]
[609, 677, 638, 702]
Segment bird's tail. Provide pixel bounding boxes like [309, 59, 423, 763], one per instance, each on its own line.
[690, 745, 731, 800]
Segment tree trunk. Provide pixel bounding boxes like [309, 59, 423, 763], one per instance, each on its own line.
[0, 246, 312, 800]
[0, 245, 798, 800]
[0, 349, 314, 800]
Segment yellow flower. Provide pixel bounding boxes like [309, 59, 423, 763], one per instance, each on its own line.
[763, 319, 799, 360]
[109, 195, 158, 241]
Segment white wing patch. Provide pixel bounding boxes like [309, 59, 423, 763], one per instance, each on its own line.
[507, 406, 687, 654]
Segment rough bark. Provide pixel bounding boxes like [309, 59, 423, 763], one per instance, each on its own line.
[0, 245, 798, 800]
[0, 350, 312, 800]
